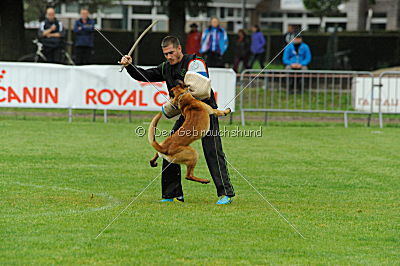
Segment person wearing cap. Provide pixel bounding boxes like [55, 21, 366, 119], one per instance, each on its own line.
[283, 34, 312, 70]
[185, 23, 201, 56]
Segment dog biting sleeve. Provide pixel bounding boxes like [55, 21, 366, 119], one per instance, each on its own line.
[162, 101, 181, 119]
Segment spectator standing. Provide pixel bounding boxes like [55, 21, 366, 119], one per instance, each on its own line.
[200, 17, 228, 67]
[233, 29, 249, 72]
[248, 25, 266, 69]
[185, 23, 201, 56]
[283, 35, 312, 70]
[73, 8, 95, 65]
[38, 7, 64, 63]
[284, 24, 297, 44]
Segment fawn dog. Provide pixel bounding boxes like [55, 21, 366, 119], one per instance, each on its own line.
[148, 83, 231, 184]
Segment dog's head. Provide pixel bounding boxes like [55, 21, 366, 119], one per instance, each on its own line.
[170, 80, 189, 106]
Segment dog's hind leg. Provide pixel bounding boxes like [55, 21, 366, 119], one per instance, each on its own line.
[180, 147, 210, 184]
[149, 152, 159, 167]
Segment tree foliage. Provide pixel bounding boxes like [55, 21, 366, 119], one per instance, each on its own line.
[303, 0, 346, 18]
[147, 0, 212, 45]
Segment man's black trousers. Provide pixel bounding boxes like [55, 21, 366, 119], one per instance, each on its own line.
[161, 114, 235, 198]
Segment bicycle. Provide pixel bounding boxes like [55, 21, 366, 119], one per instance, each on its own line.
[18, 39, 75, 65]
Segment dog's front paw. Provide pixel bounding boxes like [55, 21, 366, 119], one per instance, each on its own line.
[150, 161, 158, 167]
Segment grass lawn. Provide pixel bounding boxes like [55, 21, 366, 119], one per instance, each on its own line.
[1, 115, 399, 264]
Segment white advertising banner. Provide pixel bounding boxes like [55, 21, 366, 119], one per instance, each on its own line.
[354, 77, 400, 113]
[0, 62, 236, 112]
[281, 0, 305, 10]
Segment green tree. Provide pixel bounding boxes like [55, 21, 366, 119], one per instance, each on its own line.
[150, 0, 211, 44]
[303, 0, 346, 31]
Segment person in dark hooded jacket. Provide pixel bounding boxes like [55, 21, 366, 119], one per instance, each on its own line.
[233, 29, 250, 72]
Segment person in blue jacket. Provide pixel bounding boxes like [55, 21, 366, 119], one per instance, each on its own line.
[200, 17, 229, 67]
[73, 8, 95, 65]
[248, 25, 266, 69]
[283, 35, 312, 70]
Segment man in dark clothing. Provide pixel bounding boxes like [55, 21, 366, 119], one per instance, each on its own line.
[119, 36, 235, 205]
[38, 7, 64, 63]
[73, 8, 95, 65]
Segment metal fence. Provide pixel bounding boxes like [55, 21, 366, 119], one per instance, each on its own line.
[239, 69, 378, 127]
[376, 72, 400, 128]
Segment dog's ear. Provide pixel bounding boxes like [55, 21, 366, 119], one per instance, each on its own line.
[175, 79, 190, 89]
[175, 79, 184, 87]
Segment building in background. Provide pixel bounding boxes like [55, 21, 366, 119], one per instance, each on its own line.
[45, 0, 259, 33]
[26, 0, 400, 32]
[256, 0, 400, 32]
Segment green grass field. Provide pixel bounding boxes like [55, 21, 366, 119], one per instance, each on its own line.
[1, 115, 399, 264]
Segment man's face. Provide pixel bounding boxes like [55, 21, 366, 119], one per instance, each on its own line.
[80, 9, 89, 20]
[162, 44, 183, 65]
[46, 8, 56, 21]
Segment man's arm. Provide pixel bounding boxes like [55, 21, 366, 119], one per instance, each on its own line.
[282, 47, 292, 66]
[220, 29, 229, 55]
[300, 45, 312, 66]
[73, 20, 80, 33]
[120, 55, 164, 82]
[47, 22, 64, 38]
[199, 29, 209, 54]
[39, 22, 55, 38]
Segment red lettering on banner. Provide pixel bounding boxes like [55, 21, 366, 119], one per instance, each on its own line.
[84, 89, 151, 106]
[123, 90, 136, 106]
[45, 88, 58, 103]
[0, 86, 6, 102]
[154, 91, 168, 106]
[113, 89, 127, 105]
[98, 89, 114, 105]
[86, 89, 97, 104]
[23, 87, 36, 103]
[8, 87, 22, 103]
[139, 91, 148, 106]
[38, 87, 43, 103]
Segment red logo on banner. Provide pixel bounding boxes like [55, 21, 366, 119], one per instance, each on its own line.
[0, 70, 6, 82]
[0, 86, 58, 103]
[86, 89, 148, 106]
[0, 69, 59, 104]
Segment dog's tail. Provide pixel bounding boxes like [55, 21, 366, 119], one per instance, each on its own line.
[148, 112, 166, 153]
